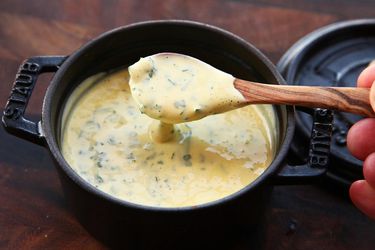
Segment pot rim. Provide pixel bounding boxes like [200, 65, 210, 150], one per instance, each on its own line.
[42, 19, 295, 212]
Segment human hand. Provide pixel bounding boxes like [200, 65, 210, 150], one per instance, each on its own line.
[347, 64, 375, 219]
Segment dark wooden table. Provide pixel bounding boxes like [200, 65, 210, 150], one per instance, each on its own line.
[1, 1, 375, 249]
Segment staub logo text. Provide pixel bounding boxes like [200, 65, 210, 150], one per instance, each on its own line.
[3, 61, 40, 120]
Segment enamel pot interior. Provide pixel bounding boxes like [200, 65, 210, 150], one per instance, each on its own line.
[42, 20, 293, 248]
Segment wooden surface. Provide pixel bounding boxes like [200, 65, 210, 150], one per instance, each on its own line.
[0, 0, 375, 249]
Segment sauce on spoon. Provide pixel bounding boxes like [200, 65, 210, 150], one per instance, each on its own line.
[129, 53, 246, 124]
[129, 53, 374, 128]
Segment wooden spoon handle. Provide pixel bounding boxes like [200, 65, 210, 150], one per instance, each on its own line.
[234, 79, 375, 117]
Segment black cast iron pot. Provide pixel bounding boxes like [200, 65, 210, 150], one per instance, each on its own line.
[2, 20, 333, 249]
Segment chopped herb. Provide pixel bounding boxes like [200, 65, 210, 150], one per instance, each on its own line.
[153, 104, 162, 111]
[127, 153, 135, 160]
[146, 153, 156, 161]
[84, 120, 100, 130]
[97, 161, 104, 168]
[194, 108, 201, 113]
[95, 175, 104, 183]
[167, 78, 177, 86]
[107, 136, 117, 145]
[157, 160, 164, 165]
[174, 100, 186, 109]
[171, 152, 175, 159]
[182, 69, 189, 72]
[90, 151, 107, 168]
[183, 154, 192, 166]
[155, 176, 159, 182]
[183, 154, 191, 161]
[148, 66, 156, 78]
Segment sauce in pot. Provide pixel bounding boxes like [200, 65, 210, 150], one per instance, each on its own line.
[61, 67, 278, 207]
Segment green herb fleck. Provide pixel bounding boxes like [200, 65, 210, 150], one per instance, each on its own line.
[107, 136, 116, 145]
[91, 151, 107, 168]
[154, 104, 162, 111]
[97, 161, 104, 168]
[127, 153, 135, 160]
[183, 154, 192, 167]
[95, 175, 104, 183]
[174, 100, 186, 109]
[183, 154, 191, 161]
[168, 78, 177, 86]
[146, 153, 156, 161]
[148, 66, 156, 78]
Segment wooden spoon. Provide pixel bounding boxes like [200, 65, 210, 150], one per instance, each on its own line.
[234, 79, 374, 117]
[129, 53, 375, 124]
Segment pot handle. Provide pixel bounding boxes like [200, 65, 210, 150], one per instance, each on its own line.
[273, 108, 333, 184]
[2, 56, 67, 146]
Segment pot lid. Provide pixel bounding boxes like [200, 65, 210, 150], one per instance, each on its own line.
[277, 19, 375, 187]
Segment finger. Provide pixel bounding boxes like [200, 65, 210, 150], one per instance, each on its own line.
[347, 118, 375, 160]
[364, 152, 375, 190]
[371, 83, 375, 111]
[349, 180, 375, 220]
[358, 64, 375, 88]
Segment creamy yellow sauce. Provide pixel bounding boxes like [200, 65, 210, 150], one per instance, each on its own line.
[129, 53, 246, 124]
[61, 68, 277, 208]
